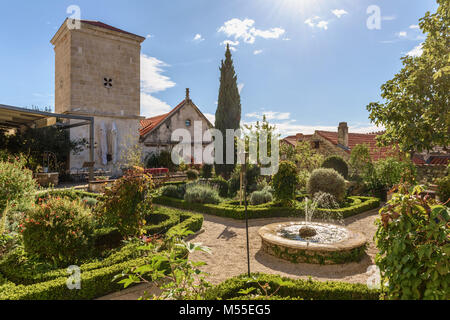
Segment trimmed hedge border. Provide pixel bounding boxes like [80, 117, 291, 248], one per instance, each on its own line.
[35, 189, 104, 202]
[153, 196, 380, 220]
[204, 273, 380, 300]
[0, 207, 203, 300]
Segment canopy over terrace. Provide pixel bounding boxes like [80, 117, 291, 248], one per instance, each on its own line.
[0, 104, 95, 181]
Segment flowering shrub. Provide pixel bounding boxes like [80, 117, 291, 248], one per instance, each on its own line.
[96, 167, 154, 237]
[375, 185, 449, 300]
[21, 197, 94, 266]
[0, 158, 37, 214]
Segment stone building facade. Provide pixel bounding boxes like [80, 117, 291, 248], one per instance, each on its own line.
[140, 90, 213, 164]
[51, 20, 145, 175]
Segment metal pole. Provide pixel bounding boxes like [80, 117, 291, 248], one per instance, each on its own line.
[244, 152, 250, 277]
[89, 119, 95, 182]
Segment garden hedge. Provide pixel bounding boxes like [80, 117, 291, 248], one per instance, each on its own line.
[153, 196, 380, 220]
[204, 273, 380, 300]
[0, 207, 203, 300]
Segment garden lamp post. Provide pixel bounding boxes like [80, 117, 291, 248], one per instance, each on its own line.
[242, 151, 251, 277]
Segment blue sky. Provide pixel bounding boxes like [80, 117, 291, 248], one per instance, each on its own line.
[0, 0, 437, 136]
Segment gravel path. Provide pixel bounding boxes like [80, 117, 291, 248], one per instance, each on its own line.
[99, 208, 380, 300]
[189, 209, 380, 285]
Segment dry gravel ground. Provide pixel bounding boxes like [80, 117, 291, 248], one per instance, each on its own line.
[99, 207, 380, 300]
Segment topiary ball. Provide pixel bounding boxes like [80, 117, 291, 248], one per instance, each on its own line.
[321, 156, 349, 180]
[307, 168, 347, 203]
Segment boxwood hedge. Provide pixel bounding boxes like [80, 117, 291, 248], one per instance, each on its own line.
[0, 207, 203, 300]
[204, 273, 380, 300]
[153, 196, 380, 220]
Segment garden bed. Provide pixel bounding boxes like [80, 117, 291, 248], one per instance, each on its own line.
[153, 196, 380, 220]
[0, 206, 203, 300]
[203, 273, 380, 300]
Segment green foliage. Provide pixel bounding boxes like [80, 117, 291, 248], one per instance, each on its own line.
[435, 175, 450, 205]
[204, 273, 380, 300]
[184, 184, 221, 204]
[154, 195, 379, 220]
[215, 45, 242, 178]
[0, 159, 37, 215]
[21, 197, 94, 266]
[0, 207, 203, 300]
[366, 1, 449, 154]
[297, 170, 310, 193]
[228, 165, 260, 196]
[307, 168, 347, 203]
[161, 185, 185, 199]
[201, 164, 213, 179]
[322, 156, 349, 179]
[209, 176, 229, 198]
[117, 228, 212, 300]
[0, 125, 87, 174]
[145, 150, 177, 172]
[272, 161, 299, 205]
[244, 115, 278, 163]
[282, 141, 324, 173]
[365, 157, 416, 193]
[96, 168, 154, 237]
[349, 144, 373, 180]
[249, 188, 273, 206]
[186, 169, 199, 181]
[375, 185, 450, 300]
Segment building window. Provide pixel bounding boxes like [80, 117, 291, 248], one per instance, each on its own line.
[104, 78, 112, 88]
[185, 120, 191, 127]
[313, 141, 320, 149]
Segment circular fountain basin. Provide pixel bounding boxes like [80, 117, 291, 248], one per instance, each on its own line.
[258, 222, 367, 265]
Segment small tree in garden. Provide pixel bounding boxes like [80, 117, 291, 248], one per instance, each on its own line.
[321, 155, 349, 180]
[375, 185, 449, 300]
[272, 161, 299, 205]
[0, 157, 37, 214]
[349, 144, 373, 180]
[96, 167, 154, 237]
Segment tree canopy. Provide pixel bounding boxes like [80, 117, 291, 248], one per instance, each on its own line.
[367, 0, 449, 154]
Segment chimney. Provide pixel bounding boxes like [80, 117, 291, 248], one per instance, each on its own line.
[186, 88, 190, 101]
[338, 122, 349, 148]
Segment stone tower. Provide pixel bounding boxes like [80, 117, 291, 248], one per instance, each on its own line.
[51, 20, 145, 174]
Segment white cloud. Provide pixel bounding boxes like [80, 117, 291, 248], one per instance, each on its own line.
[193, 33, 205, 42]
[304, 16, 329, 30]
[141, 93, 172, 118]
[140, 54, 176, 118]
[218, 18, 285, 44]
[204, 113, 216, 124]
[409, 24, 420, 29]
[146, 34, 153, 39]
[246, 111, 291, 121]
[332, 9, 348, 18]
[397, 31, 407, 38]
[406, 43, 423, 57]
[253, 49, 263, 55]
[282, 37, 291, 41]
[238, 83, 245, 94]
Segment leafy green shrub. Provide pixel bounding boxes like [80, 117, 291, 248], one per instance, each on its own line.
[201, 164, 213, 179]
[249, 189, 273, 205]
[210, 177, 229, 198]
[297, 170, 310, 192]
[322, 156, 349, 179]
[272, 161, 299, 205]
[375, 185, 449, 300]
[0, 159, 37, 214]
[204, 273, 380, 300]
[161, 185, 184, 199]
[307, 168, 347, 203]
[186, 169, 199, 181]
[81, 197, 98, 208]
[96, 168, 154, 237]
[365, 157, 416, 193]
[435, 175, 450, 205]
[21, 197, 94, 266]
[184, 184, 221, 204]
[228, 165, 261, 196]
[145, 150, 177, 171]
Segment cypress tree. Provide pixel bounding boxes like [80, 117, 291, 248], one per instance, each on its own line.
[215, 44, 242, 179]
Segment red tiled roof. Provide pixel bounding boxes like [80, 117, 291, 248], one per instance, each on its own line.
[139, 100, 187, 137]
[412, 155, 426, 165]
[81, 20, 145, 39]
[429, 156, 449, 165]
[316, 131, 395, 161]
[282, 134, 313, 147]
